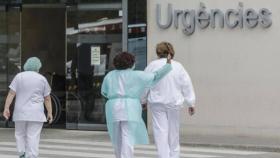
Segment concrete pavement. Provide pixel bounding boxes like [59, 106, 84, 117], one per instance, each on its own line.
[181, 133, 280, 152]
[1, 128, 280, 158]
[178, 124, 280, 152]
[0, 128, 280, 152]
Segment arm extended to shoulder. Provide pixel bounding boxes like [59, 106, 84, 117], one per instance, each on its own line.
[147, 54, 173, 86]
[152, 64, 172, 84]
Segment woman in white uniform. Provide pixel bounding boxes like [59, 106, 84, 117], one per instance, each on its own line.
[101, 52, 172, 158]
[2, 57, 53, 158]
[142, 42, 196, 158]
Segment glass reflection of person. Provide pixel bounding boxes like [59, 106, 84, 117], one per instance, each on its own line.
[70, 44, 95, 121]
[68, 43, 79, 91]
[101, 52, 172, 158]
[2, 57, 53, 158]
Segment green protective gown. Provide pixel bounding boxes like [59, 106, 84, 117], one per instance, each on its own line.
[101, 64, 172, 146]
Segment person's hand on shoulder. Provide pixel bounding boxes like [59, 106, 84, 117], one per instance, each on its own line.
[167, 53, 172, 64]
[188, 106, 195, 116]
[142, 104, 147, 111]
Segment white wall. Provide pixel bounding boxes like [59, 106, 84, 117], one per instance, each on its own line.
[147, 0, 280, 139]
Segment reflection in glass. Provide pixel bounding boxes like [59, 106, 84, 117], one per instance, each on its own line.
[22, 0, 60, 3]
[127, 0, 148, 123]
[66, 6, 122, 129]
[0, 9, 8, 124]
[7, 8, 21, 82]
[0, 6, 21, 127]
[0, 0, 148, 129]
[21, 6, 66, 126]
[79, 0, 121, 3]
[128, 0, 147, 71]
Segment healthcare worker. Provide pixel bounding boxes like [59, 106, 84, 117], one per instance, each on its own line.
[142, 42, 196, 158]
[3, 57, 53, 158]
[101, 52, 172, 158]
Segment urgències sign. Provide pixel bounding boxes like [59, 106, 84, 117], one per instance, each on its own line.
[156, 2, 272, 35]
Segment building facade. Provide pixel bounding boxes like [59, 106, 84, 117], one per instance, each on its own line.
[148, 0, 280, 140]
[1, 0, 280, 142]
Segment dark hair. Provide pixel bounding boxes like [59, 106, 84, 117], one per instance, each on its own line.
[113, 52, 135, 70]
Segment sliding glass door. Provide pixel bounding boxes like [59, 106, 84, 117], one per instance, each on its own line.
[0, 4, 21, 127]
[66, 0, 125, 130]
[0, 0, 147, 130]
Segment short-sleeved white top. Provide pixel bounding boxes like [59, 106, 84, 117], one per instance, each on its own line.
[9, 71, 51, 122]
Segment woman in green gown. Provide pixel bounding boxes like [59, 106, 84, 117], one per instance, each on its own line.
[101, 52, 172, 158]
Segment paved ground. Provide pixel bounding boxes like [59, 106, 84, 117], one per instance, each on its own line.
[0, 128, 280, 158]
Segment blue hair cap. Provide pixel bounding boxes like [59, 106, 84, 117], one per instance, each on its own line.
[23, 57, 42, 72]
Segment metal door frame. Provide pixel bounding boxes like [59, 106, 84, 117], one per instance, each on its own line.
[65, 0, 128, 130]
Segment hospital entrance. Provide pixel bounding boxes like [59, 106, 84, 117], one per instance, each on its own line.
[0, 0, 147, 130]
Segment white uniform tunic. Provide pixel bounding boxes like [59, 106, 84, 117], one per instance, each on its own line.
[142, 58, 195, 109]
[9, 71, 51, 122]
[9, 71, 51, 158]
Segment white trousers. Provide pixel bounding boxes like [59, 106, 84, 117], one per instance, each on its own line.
[150, 105, 180, 158]
[15, 121, 43, 158]
[113, 121, 134, 158]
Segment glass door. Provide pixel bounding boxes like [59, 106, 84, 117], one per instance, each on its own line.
[0, 3, 21, 127]
[21, 3, 66, 127]
[0, 0, 147, 129]
[66, 0, 125, 130]
[127, 0, 148, 124]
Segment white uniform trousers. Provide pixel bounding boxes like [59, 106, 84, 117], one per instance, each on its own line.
[150, 105, 180, 158]
[15, 121, 44, 158]
[113, 121, 134, 158]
